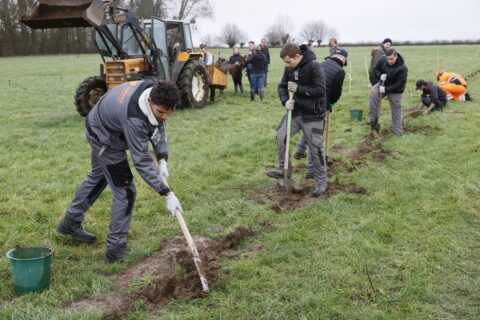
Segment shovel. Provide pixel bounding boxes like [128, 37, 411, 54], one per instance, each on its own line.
[149, 152, 210, 294]
[283, 90, 294, 194]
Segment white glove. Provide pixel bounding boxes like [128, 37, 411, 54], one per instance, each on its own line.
[235, 61, 240, 66]
[166, 193, 182, 217]
[287, 81, 298, 93]
[158, 159, 168, 179]
[379, 86, 386, 94]
[285, 99, 294, 110]
[380, 74, 387, 81]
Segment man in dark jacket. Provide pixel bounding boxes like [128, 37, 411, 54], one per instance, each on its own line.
[415, 79, 448, 113]
[266, 43, 328, 197]
[368, 47, 408, 135]
[57, 80, 183, 263]
[294, 48, 348, 178]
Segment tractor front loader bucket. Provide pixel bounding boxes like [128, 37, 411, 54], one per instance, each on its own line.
[20, 0, 104, 29]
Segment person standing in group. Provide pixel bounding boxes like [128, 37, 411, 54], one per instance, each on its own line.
[245, 45, 267, 101]
[245, 41, 255, 88]
[228, 46, 245, 94]
[368, 47, 408, 135]
[368, 38, 392, 86]
[266, 43, 328, 197]
[260, 38, 271, 87]
[199, 43, 216, 102]
[57, 80, 183, 263]
[328, 37, 338, 57]
[294, 48, 348, 179]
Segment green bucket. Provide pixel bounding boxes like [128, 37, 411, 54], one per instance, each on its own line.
[6, 246, 53, 294]
[350, 109, 364, 121]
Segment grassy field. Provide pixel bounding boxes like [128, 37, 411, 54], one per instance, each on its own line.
[0, 45, 479, 319]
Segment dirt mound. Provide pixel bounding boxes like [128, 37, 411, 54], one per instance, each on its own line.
[65, 225, 254, 319]
[249, 179, 367, 213]
[351, 137, 390, 162]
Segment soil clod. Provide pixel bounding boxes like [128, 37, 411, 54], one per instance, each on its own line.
[65, 225, 254, 319]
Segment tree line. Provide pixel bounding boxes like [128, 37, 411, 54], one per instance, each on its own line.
[0, 0, 214, 56]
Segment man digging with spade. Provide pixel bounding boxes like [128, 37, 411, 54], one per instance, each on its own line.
[57, 80, 184, 263]
[368, 48, 408, 136]
[266, 43, 328, 197]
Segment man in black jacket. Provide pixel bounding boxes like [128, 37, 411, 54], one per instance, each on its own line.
[266, 43, 328, 197]
[415, 79, 448, 113]
[368, 47, 408, 135]
[294, 48, 348, 178]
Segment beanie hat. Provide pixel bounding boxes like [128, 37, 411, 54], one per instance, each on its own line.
[382, 38, 392, 45]
[415, 79, 427, 90]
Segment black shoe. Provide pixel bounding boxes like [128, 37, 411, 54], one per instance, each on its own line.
[57, 217, 96, 243]
[311, 181, 327, 197]
[105, 245, 126, 263]
[294, 151, 307, 160]
[465, 93, 472, 101]
[266, 168, 288, 179]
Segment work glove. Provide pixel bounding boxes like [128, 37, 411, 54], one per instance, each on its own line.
[380, 74, 387, 81]
[158, 159, 169, 179]
[285, 99, 295, 111]
[235, 61, 240, 66]
[287, 81, 298, 93]
[165, 192, 183, 217]
[379, 86, 386, 94]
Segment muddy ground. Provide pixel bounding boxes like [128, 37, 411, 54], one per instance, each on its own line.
[251, 124, 439, 213]
[65, 225, 254, 319]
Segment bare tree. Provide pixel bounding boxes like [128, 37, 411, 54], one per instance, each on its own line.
[200, 33, 217, 47]
[170, 0, 214, 21]
[264, 15, 293, 47]
[300, 20, 333, 46]
[127, 0, 168, 19]
[218, 23, 246, 48]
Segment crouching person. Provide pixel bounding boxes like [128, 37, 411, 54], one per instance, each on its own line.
[57, 80, 183, 263]
[415, 79, 448, 114]
[266, 43, 328, 197]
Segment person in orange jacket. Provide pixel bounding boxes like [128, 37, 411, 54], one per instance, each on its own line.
[436, 71, 468, 102]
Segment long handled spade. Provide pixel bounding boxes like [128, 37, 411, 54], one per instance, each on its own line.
[283, 90, 294, 194]
[150, 152, 210, 294]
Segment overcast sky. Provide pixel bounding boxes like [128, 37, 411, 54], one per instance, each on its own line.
[193, 0, 480, 46]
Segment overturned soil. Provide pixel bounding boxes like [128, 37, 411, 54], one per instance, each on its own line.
[65, 225, 254, 319]
[249, 178, 367, 213]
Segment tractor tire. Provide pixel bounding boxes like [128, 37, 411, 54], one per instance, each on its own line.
[74, 76, 107, 116]
[177, 62, 209, 109]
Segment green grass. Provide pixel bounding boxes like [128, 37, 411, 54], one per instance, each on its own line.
[1, 45, 479, 319]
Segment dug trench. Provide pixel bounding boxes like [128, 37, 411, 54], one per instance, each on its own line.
[251, 124, 439, 213]
[65, 225, 254, 319]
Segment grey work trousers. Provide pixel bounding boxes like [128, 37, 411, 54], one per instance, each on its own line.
[65, 135, 136, 251]
[368, 83, 404, 135]
[276, 114, 327, 184]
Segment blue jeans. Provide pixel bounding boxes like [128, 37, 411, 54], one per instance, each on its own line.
[249, 73, 265, 93]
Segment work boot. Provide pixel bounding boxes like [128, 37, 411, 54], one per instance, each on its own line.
[294, 151, 307, 160]
[57, 217, 96, 243]
[250, 91, 255, 101]
[239, 85, 244, 94]
[266, 168, 290, 179]
[105, 245, 127, 263]
[259, 90, 265, 101]
[311, 180, 327, 197]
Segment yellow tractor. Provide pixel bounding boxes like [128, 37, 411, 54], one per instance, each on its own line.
[21, 0, 209, 116]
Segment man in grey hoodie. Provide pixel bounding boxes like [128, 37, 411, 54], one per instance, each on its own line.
[57, 80, 183, 263]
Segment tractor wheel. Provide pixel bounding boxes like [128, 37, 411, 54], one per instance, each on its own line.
[177, 62, 209, 109]
[74, 76, 107, 116]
